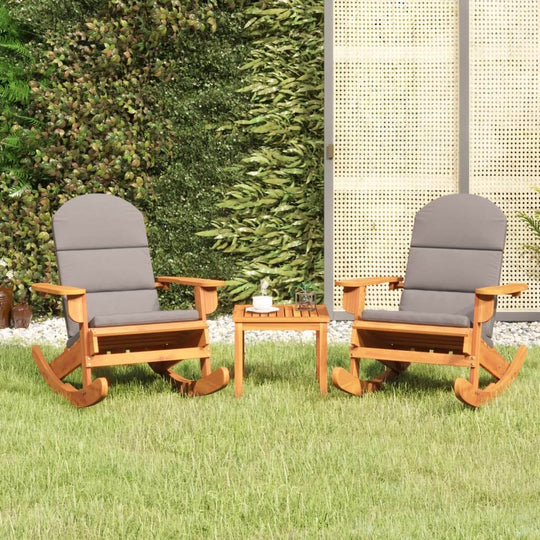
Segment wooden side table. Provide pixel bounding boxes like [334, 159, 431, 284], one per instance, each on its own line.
[232, 304, 330, 397]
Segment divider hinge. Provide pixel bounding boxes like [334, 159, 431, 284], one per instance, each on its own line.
[327, 144, 334, 159]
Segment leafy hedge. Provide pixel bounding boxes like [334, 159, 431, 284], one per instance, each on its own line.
[200, 0, 324, 302]
[26, 0, 230, 198]
[0, 7, 46, 308]
[0, 1, 249, 312]
[0, 184, 58, 310]
[1, 0, 325, 313]
[0, 7, 34, 197]
[146, 13, 254, 311]
[6, 0, 105, 36]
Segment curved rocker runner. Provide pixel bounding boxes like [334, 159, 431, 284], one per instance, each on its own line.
[32, 194, 229, 407]
[32, 344, 108, 408]
[331, 194, 528, 407]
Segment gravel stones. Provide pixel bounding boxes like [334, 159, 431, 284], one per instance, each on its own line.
[1, 317, 539, 347]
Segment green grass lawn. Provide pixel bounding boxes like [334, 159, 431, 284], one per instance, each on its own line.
[1, 342, 538, 539]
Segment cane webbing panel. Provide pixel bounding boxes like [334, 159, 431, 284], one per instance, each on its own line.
[334, 0, 457, 47]
[332, 0, 459, 312]
[333, 190, 456, 311]
[470, 0, 540, 312]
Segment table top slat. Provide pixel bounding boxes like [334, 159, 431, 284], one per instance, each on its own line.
[232, 304, 329, 323]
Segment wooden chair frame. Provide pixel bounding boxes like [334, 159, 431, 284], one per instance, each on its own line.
[332, 277, 528, 407]
[32, 276, 229, 407]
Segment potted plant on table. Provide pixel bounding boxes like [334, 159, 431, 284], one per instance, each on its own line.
[294, 281, 317, 311]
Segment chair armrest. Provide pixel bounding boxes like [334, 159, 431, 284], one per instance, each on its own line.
[32, 283, 87, 324]
[335, 277, 404, 318]
[32, 283, 86, 296]
[156, 276, 225, 318]
[475, 283, 528, 298]
[156, 276, 226, 288]
[335, 277, 403, 288]
[473, 283, 528, 325]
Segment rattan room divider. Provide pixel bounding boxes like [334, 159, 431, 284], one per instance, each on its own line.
[325, 0, 540, 320]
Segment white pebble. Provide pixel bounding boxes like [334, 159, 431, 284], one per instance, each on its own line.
[1, 317, 539, 347]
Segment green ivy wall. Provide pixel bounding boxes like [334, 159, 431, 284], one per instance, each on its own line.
[0, 0, 324, 313]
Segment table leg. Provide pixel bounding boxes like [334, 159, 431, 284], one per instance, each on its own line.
[242, 332, 245, 373]
[234, 323, 244, 398]
[316, 323, 328, 396]
[315, 329, 320, 381]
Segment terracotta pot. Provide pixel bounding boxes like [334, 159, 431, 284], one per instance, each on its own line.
[0, 287, 13, 329]
[11, 303, 33, 329]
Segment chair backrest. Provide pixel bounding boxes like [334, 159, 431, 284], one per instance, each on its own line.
[400, 194, 506, 340]
[53, 194, 159, 339]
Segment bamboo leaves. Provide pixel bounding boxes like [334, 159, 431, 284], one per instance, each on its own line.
[200, 0, 324, 302]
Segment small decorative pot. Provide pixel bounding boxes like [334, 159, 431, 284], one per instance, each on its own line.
[0, 287, 13, 329]
[11, 303, 33, 329]
[295, 291, 316, 311]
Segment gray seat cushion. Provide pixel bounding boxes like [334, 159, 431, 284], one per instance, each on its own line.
[362, 309, 470, 328]
[65, 309, 201, 348]
[89, 309, 200, 328]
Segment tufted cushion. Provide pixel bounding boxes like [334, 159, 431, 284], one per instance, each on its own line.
[53, 194, 195, 342]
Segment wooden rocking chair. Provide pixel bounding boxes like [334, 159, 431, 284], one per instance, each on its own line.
[32, 194, 229, 407]
[332, 194, 528, 407]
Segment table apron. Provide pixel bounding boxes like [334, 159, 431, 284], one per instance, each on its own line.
[238, 323, 326, 332]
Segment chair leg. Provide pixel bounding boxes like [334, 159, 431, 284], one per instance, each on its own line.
[350, 357, 360, 378]
[349, 330, 361, 377]
[200, 357, 211, 377]
[32, 345, 108, 408]
[454, 345, 526, 407]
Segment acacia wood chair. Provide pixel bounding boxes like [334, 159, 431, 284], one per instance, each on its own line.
[32, 194, 229, 407]
[332, 194, 528, 407]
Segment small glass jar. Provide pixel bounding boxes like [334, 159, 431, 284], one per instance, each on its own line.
[295, 291, 316, 311]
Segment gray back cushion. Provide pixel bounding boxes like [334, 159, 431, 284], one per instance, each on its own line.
[401, 194, 506, 340]
[53, 194, 159, 338]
